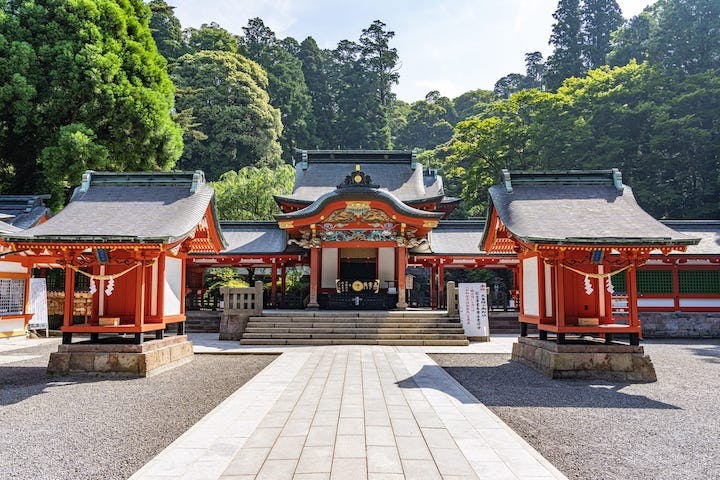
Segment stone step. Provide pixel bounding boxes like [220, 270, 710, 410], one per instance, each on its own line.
[245, 321, 463, 329]
[239, 338, 470, 346]
[241, 332, 469, 340]
[244, 327, 466, 335]
[251, 316, 459, 323]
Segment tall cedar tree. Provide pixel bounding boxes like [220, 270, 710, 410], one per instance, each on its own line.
[148, 0, 185, 64]
[580, 0, 623, 68]
[0, 0, 182, 206]
[172, 51, 283, 179]
[298, 37, 335, 148]
[544, 0, 585, 90]
[240, 18, 315, 159]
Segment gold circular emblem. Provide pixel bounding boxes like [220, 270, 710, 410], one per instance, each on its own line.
[352, 280, 364, 292]
[354, 174, 363, 183]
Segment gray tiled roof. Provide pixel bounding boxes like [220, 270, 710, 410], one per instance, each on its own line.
[220, 221, 288, 254]
[0, 220, 20, 234]
[3, 171, 224, 245]
[282, 149, 446, 203]
[487, 170, 699, 246]
[422, 221, 487, 255]
[660, 221, 720, 255]
[0, 195, 51, 229]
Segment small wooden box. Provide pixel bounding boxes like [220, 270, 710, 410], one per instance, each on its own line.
[98, 317, 120, 326]
[578, 317, 599, 326]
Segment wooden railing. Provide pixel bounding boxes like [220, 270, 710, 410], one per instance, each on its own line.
[221, 281, 264, 315]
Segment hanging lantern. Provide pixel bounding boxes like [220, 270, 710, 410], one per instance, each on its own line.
[584, 275, 594, 295]
[105, 277, 115, 296]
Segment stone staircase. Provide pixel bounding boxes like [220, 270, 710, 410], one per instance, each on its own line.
[240, 310, 469, 346]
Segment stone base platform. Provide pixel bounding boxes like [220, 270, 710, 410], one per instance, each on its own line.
[47, 335, 193, 377]
[512, 336, 657, 382]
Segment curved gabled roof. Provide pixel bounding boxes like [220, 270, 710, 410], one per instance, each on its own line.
[0, 195, 51, 229]
[3, 171, 226, 248]
[275, 186, 444, 222]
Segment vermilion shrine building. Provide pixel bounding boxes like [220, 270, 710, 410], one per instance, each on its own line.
[1, 149, 719, 344]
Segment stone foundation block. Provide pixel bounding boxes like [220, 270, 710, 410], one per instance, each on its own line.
[512, 337, 656, 382]
[219, 314, 250, 341]
[47, 336, 194, 377]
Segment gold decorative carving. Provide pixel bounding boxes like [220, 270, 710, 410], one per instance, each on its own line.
[422, 220, 439, 228]
[278, 220, 294, 229]
[344, 201, 371, 216]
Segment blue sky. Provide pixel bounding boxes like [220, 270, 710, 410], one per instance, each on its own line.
[172, 0, 654, 102]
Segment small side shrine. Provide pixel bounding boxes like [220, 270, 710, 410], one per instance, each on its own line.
[482, 170, 699, 380]
[0, 219, 33, 338]
[1, 171, 225, 375]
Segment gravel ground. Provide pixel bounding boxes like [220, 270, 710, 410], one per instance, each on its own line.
[431, 339, 720, 480]
[0, 340, 277, 480]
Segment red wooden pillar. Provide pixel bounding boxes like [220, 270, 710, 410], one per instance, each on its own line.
[308, 248, 320, 309]
[396, 246, 408, 309]
[280, 264, 286, 304]
[671, 260, 680, 311]
[157, 253, 166, 321]
[430, 264, 437, 309]
[179, 254, 186, 316]
[555, 260, 565, 328]
[627, 263, 639, 329]
[63, 265, 75, 328]
[438, 263, 445, 309]
[270, 261, 278, 307]
[135, 261, 146, 327]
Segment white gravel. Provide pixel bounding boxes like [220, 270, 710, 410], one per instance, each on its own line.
[0, 341, 276, 480]
[431, 339, 720, 480]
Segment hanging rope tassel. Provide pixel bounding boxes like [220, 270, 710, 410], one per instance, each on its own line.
[105, 277, 115, 297]
[606, 276, 615, 294]
[584, 274, 594, 295]
[89, 279, 97, 295]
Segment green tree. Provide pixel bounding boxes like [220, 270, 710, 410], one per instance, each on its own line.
[545, 0, 585, 90]
[0, 0, 182, 206]
[172, 50, 282, 179]
[240, 18, 315, 157]
[394, 91, 455, 150]
[212, 164, 295, 220]
[607, 8, 654, 66]
[185, 22, 239, 53]
[298, 37, 335, 147]
[452, 89, 497, 121]
[148, 0, 185, 64]
[580, 0, 623, 68]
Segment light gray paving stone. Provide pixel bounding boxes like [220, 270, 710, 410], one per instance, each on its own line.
[340, 404, 365, 418]
[386, 404, 414, 419]
[455, 438, 501, 462]
[365, 425, 396, 446]
[330, 458, 367, 479]
[333, 434, 366, 458]
[400, 459, 442, 480]
[282, 418, 313, 437]
[367, 474, 404, 480]
[306, 425, 337, 446]
[364, 409, 391, 426]
[293, 473, 330, 480]
[337, 417, 365, 435]
[295, 445, 334, 474]
[367, 445, 403, 474]
[430, 447, 477, 477]
[267, 436, 306, 460]
[469, 460, 517, 480]
[243, 427, 282, 448]
[221, 447, 270, 476]
[421, 427, 456, 449]
[395, 436, 432, 460]
[312, 410, 340, 427]
[390, 418, 422, 437]
[256, 459, 297, 480]
[258, 411, 291, 428]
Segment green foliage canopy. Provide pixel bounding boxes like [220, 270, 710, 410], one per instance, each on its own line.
[212, 164, 295, 220]
[0, 0, 183, 206]
[172, 50, 283, 180]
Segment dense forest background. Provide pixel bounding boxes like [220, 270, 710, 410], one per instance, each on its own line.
[0, 0, 718, 220]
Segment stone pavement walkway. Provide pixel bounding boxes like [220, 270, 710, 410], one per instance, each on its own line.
[131, 344, 565, 480]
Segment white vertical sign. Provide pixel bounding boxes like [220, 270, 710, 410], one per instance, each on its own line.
[28, 278, 49, 337]
[458, 283, 490, 338]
